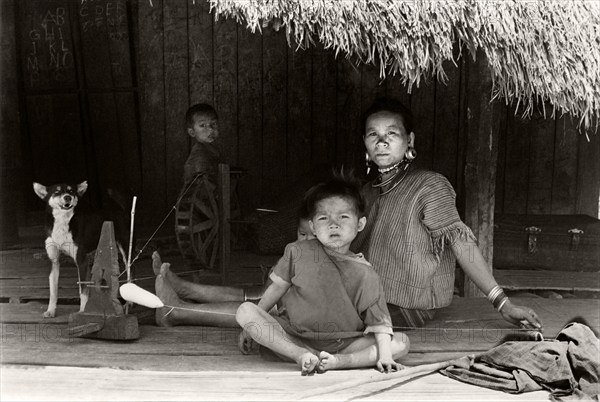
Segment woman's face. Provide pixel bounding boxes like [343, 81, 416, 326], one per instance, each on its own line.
[364, 111, 415, 169]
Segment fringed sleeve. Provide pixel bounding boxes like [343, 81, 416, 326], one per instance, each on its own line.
[430, 221, 477, 259]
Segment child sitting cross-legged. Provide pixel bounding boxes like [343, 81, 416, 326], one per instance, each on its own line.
[236, 175, 409, 375]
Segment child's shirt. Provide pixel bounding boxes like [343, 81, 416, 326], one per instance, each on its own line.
[183, 142, 221, 185]
[270, 239, 393, 342]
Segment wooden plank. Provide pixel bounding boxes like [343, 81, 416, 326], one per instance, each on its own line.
[138, 0, 167, 219]
[0, 0, 22, 243]
[576, 127, 600, 218]
[410, 81, 436, 170]
[311, 43, 337, 167]
[494, 106, 508, 214]
[114, 92, 142, 195]
[26, 94, 87, 185]
[1, 364, 549, 401]
[502, 108, 531, 214]
[163, 0, 190, 205]
[385, 74, 411, 108]
[287, 46, 312, 181]
[88, 93, 124, 196]
[433, 60, 461, 187]
[188, 0, 213, 105]
[104, 0, 133, 87]
[17, 0, 78, 91]
[462, 51, 500, 297]
[0, 303, 78, 323]
[218, 164, 230, 280]
[361, 61, 386, 119]
[261, 27, 287, 202]
[495, 270, 600, 292]
[526, 110, 555, 214]
[78, 0, 113, 88]
[336, 58, 362, 170]
[236, 25, 262, 211]
[551, 115, 579, 214]
[213, 15, 238, 166]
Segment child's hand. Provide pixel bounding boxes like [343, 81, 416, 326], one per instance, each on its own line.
[238, 330, 255, 355]
[376, 358, 404, 373]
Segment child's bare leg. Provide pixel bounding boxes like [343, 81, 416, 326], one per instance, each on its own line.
[236, 302, 320, 375]
[155, 262, 239, 327]
[152, 251, 243, 302]
[318, 332, 410, 372]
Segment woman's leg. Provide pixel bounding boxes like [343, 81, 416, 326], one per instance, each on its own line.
[155, 262, 240, 327]
[236, 302, 320, 375]
[318, 331, 410, 372]
[152, 251, 244, 303]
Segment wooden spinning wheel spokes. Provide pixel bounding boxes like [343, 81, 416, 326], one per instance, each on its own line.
[175, 174, 220, 268]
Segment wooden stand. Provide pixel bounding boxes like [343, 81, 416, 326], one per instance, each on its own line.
[68, 221, 139, 340]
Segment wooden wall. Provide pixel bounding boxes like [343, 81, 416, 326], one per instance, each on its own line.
[6, 0, 600, 231]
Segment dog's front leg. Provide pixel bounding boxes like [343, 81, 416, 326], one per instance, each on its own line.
[44, 238, 60, 318]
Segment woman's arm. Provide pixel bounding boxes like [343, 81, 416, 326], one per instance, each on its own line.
[451, 237, 543, 330]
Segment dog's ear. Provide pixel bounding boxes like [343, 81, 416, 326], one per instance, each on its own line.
[33, 183, 48, 199]
[77, 181, 88, 196]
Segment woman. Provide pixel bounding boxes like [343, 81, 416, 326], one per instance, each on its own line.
[352, 97, 542, 330]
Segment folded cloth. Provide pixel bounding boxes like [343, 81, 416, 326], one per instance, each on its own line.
[441, 323, 599, 401]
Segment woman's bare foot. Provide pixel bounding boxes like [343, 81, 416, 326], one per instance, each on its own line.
[298, 352, 320, 376]
[155, 263, 183, 327]
[152, 252, 198, 299]
[151, 251, 163, 275]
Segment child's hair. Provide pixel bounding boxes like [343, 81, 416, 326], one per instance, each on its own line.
[302, 172, 365, 218]
[361, 97, 413, 136]
[185, 103, 218, 128]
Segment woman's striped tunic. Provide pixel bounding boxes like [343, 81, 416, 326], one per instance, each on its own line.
[353, 168, 476, 310]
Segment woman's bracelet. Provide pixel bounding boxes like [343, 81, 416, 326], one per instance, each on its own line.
[487, 285, 509, 311]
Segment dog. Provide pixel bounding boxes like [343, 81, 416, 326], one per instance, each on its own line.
[33, 181, 128, 318]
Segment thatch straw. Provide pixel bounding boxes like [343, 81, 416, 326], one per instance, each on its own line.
[208, 0, 600, 131]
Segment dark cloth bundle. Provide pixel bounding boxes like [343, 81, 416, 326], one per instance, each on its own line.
[441, 323, 599, 401]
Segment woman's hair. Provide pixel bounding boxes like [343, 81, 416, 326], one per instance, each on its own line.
[302, 172, 365, 218]
[361, 97, 413, 136]
[185, 103, 218, 128]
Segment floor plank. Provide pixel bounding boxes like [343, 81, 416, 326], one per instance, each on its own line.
[495, 269, 600, 292]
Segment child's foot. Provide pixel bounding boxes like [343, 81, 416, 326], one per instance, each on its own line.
[317, 351, 346, 372]
[298, 352, 320, 376]
[155, 263, 182, 327]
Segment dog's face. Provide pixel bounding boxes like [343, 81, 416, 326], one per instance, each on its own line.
[33, 181, 88, 211]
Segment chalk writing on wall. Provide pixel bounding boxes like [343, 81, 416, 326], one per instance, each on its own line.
[26, 7, 74, 88]
[79, 0, 128, 41]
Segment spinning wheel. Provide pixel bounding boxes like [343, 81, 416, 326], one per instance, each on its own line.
[175, 175, 220, 268]
[174, 165, 244, 270]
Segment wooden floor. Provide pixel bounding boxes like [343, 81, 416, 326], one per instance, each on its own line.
[1, 246, 598, 401]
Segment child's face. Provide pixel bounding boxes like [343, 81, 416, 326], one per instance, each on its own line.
[296, 218, 315, 241]
[309, 196, 366, 254]
[188, 113, 219, 144]
[364, 111, 414, 169]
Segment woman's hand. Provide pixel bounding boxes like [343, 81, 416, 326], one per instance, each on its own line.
[499, 299, 543, 330]
[376, 358, 404, 373]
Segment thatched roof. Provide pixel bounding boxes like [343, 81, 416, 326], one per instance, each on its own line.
[209, 0, 600, 131]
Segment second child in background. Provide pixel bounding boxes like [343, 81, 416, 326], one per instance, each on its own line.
[183, 103, 223, 186]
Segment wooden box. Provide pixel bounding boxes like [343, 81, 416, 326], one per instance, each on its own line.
[493, 214, 600, 272]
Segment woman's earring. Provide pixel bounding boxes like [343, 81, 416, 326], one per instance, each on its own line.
[405, 147, 417, 161]
[365, 152, 372, 175]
